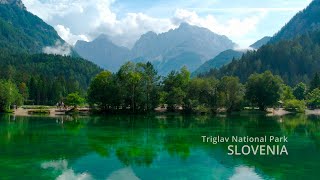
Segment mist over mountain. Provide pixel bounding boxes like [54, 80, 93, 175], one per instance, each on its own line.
[74, 35, 130, 72]
[0, 1, 69, 54]
[75, 23, 236, 74]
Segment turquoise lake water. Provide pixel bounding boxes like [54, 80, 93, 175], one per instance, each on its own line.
[0, 114, 320, 180]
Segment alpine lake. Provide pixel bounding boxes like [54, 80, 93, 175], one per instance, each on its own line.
[1, 113, 320, 180]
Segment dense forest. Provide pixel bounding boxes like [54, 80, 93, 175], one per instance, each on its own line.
[270, 0, 320, 43]
[87, 61, 320, 114]
[0, 49, 101, 109]
[204, 31, 320, 86]
[0, 5, 65, 53]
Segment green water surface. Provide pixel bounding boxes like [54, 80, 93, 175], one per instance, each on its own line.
[0, 113, 320, 180]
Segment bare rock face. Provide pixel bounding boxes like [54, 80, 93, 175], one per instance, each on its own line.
[0, 0, 26, 9]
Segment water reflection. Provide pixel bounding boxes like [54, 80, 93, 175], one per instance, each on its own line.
[41, 160, 92, 180]
[229, 166, 263, 180]
[0, 114, 320, 179]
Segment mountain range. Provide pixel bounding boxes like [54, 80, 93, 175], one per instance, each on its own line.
[75, 23, 236, 74]
[75, 35, 130, 72]
[192, 36, 271, 76]
[1, 0, 320, 88]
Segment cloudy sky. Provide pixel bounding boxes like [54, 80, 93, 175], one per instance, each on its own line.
[22, 0, 312, 48]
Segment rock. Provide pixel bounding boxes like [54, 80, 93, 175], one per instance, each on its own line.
[0, 0, 26, 9]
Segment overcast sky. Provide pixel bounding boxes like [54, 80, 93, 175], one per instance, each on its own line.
[22, 0, 312, 48]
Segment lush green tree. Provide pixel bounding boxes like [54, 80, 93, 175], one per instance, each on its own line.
[0, 49, 101, 105]
[18, 82, 29, 101]
[88, 62, 160, 113]
[136, 62, 160, 111]
[245, 71, 283, 110]
[217, 76, 244, 111]
[88, 71, 119, 111]
[163, 67, 190, 111]
[117, 62, 143, 112]
[283, 99, 306, 113]
[65, 92, 85, 108]
[310, 72, 320, 91]
[0, 80, 23, 112]
[186, 78, 219, 112]
[293, 82, 307, 100]
[307, 88, 320, 109]
[281, 85, 295, 101]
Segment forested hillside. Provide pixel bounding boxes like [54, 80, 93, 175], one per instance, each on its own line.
[0, 50, 102, 105]
[271, 0, 320, 42]
[192, 49, 244, 76]
[0, 4, 64, 53]
[204, 31, 320, 86]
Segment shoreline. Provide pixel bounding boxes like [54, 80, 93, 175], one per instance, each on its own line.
[11, 106, 320, 117]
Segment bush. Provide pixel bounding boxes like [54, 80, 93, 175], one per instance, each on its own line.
[284, 99, 306, 113]
[0, 80, 23, 112]
[307, 88, 320, 109]
[65, 92, 85, 108]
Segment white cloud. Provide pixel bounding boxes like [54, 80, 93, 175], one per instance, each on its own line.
[92, 12, 175, 48]
[55, 25, 89, 45]
[43, 41, 72, 56]
[173, 9, 266, 44]
[23, 0, 277, 48]
[23, 0, 175, 48]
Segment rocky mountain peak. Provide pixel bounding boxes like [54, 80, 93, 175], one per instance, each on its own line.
[0, 0, 25, 9]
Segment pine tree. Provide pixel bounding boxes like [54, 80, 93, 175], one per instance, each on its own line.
[310, 73, 320, 91]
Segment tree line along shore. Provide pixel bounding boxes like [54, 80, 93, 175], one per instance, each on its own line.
[2, 61, 320, 115]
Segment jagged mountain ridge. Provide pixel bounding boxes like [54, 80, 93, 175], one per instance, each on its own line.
[0, 0, 25, 9]
[75, 23, 236, 74]
[131, 23, 236, 62]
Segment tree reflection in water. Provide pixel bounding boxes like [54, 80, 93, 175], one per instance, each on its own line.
[1, 114, 320, 179]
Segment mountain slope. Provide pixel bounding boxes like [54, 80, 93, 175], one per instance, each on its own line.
[271, 0, 320, 42]
[250, 36, 271, 49]
[0, 1, 65, 53]
[192, 49, 244, 76]
[203, 0, 320, 86]
[0, 49, 102, 104]
[206, 31, 320, 85]
[193, 36, 272, 77]
[0, 1, 102, 105]
[74, 35, 130, 72]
